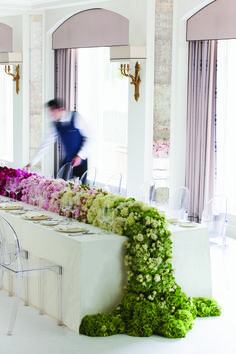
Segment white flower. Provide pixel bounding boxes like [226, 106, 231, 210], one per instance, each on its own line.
[137, 274, 143, 282]
[136, 234, 144, 242]
[126, 214, 135, 225]
[142, 244, 148, 251]
[154, 274, 161, 282]
[151, 234, 157, 240]
[156, 257, 162, 265]
[121, 207, 129, 217]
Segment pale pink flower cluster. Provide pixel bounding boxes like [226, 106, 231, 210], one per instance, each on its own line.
[72, 189, 100, 223]
[19, 175, 67, 210]
[153, 139, 170, 158]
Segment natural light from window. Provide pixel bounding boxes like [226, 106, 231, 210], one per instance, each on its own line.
[77, 47, 128, 188]
[216, 39, 236, 214]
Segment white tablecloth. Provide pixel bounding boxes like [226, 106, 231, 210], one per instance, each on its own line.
[0, 203, 212, 333]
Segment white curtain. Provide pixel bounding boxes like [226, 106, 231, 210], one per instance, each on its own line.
[186, 40, 217, 222]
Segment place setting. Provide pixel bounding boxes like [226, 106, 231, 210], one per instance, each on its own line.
[166, 216, 198, 228]
[178, 221, 199, 228]
[22, 211, 51, 221]
[0, 202, 24, 211]
[53, 224, 95, 236]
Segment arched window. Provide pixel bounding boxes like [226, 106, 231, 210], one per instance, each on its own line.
[52, 9, 129, 187]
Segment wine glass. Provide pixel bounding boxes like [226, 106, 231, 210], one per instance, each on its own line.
[8, 180, 20, 203]
[61, 201, 72, 224]
[102, 204, 114, 228]
[5, 180, 13, 199]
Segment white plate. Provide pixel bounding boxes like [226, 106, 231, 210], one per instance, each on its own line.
[54, 225, 87, 233]
[179, 222, 198, 228]
[0, 203, 22, 210]
[8, 209, 26, 215]
[23, 213, 49, 221]
[40, 220, 59, 226]
[166, 217, 179, 224]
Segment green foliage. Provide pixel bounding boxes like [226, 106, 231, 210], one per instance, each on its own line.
[79, 313, 126, 337]
[193, 297, 222, 317]
[79, 193, 221, 338]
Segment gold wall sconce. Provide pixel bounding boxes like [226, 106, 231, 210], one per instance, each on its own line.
[120, 61, 141, 102]
[5, 64, 20, 94]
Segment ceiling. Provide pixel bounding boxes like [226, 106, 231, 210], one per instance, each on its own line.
[0, 0, 109, 13]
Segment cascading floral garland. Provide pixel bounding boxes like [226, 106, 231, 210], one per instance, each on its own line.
[0, 166, 221, 338]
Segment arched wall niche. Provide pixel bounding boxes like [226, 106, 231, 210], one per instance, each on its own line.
[187, 0, 236, 40]
[0, 23, 12, 52]
[52, 8, 129, 49]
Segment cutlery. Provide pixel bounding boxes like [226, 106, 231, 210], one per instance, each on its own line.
[67, 231, 95, 236]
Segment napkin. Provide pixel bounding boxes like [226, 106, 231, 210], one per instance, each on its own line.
[56, 225, 86, 232]
[0, 203, 21, 210]
[24, 212, 48, 220]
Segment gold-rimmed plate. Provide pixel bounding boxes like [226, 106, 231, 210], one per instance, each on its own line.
[23, 212, 49, 221]
[54, 225, 87, 233]
[0, 203, 22, 210]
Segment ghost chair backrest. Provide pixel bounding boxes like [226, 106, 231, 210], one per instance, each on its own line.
[137, 180, 156, 206]
[154, 186, 169, 212]
[79, 167, 97, 187]
[201, 195, 227, 246]
[57, 163, 73, 181]
[103, 173, 123, 195]
[166, 186, 189, 220]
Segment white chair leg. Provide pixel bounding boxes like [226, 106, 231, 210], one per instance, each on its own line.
[39, 270, 44, 315]
[0, 268, 4, 290]
[7, 272, 23, 335]
[24, 275, 29, 306]
[8, 272, 13, 296]
[57, 266, 63, 326]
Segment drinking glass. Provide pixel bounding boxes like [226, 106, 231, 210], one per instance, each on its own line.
[5, 180, 13, 199]
[61, 202, 72, 224]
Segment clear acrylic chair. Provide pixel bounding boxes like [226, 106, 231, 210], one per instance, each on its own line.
[103, 173, 123, 195]
[201, 195, 227, 246]
[154, 186, 169, 212]
[57, 162, 73, 181]
[137, 180, 156, 206]
[79, 167, 97, 187]
[0, 215, 63, 335]
[165, 186, 189, 220]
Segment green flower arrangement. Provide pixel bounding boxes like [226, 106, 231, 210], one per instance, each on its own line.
[79, 194, 221, 338]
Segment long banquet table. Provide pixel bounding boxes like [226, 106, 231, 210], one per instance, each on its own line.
[0, 200, 212, 333]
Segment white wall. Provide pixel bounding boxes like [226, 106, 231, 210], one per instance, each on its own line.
[0, 15, 26, 168]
